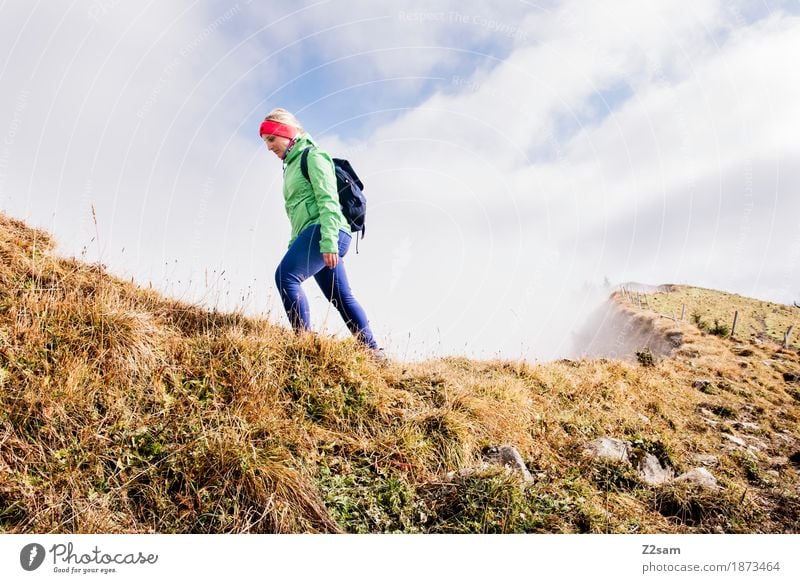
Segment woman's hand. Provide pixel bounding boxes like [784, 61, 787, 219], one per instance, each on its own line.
[323, 252, 339, 269]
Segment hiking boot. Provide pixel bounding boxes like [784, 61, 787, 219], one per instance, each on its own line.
[370, 347, 389, 364]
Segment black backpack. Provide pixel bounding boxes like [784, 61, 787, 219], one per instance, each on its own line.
[300, 147, 367, 240]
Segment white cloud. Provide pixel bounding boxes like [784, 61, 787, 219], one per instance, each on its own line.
[0, 2, 283, 285]
[1, 0, 797, 362]
[319, 0, 800, 358]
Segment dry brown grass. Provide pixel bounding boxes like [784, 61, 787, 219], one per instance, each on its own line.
[1, 213, 798, 533]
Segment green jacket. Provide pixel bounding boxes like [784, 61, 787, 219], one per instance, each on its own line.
[282, 133, 350, 254]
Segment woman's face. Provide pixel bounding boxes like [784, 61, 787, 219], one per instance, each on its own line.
[262, 134, 292, 159]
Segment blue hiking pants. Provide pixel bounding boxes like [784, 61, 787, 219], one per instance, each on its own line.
[275, 224, 378, 349]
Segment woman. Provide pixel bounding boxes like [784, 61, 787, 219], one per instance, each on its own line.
[260, 108, 382, 357]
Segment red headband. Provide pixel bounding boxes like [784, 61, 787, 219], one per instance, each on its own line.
[259, 120, 298, 139]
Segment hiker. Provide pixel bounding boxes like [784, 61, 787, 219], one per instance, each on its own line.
[260, 108, 382, 357]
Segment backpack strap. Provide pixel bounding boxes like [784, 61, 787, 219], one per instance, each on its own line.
[300, 147, 312, 182]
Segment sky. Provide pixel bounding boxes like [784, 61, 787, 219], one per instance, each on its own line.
[1, 0, 798, 362]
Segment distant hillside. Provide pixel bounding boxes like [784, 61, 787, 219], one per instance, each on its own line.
[0, 212, 798, 533]
[644, 284, 799, 350]
[573, 283, 799, 360]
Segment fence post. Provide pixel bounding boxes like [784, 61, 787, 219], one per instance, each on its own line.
[730, 310, 738, 338]
[785, 326, 794, 349]
[680, 303, 686, 321]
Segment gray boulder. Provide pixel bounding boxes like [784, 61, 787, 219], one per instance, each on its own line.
[722, 433, 746, 447]
[482, 445, 534, 483]
[583, 437, 631, 462]
[734, 421, 761, 432]
[674, 467, 720, 490]
[692, 454, 719, 467]
[636, 453, 674, 485]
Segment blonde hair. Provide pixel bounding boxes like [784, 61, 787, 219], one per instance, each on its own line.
[264, 108, 304, 133]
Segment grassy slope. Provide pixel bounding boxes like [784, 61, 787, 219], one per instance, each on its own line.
[643, 285, 799, 350]
[0, 213, 798, 534]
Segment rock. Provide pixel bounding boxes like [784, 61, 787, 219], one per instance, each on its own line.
[636, 453, 674, 485]
[693, 454, 719, 467]
[666, 332, 683, 348]
[698, 409, 719, 426]
[693, 379, 714, 392]
[674, 467, 720, 490]
[583, 438, 631, 462]
[733, 421, 761, 432]
[721, 434, 746, 447]
[637, 413, 651, 424]
[482, 445, 534, 483]
[745, 437, 769, 452]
